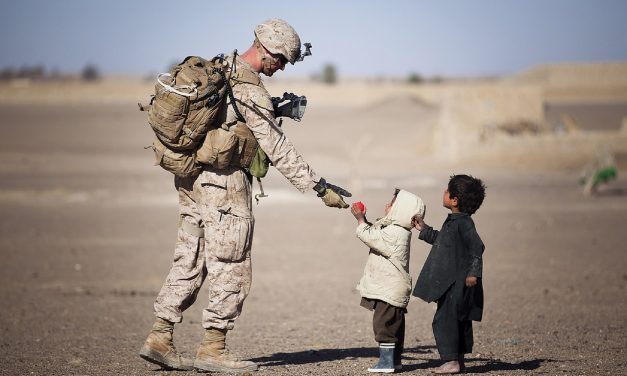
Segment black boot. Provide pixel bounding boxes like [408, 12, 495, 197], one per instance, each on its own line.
[394, 342, 403, 371]
[368, 342, 395, 373]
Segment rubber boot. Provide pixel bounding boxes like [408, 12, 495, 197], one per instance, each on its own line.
[194, 328, 258, 373]
[393, 342, 403, 371]
[138, 317, 194, 370]
[368, 342, 395, 373]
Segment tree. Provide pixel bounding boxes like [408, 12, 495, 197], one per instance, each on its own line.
[81, 63, 100, 81]
[407, 72, 424, 84]
[321, 63, 337, 85]
[0, 67, 16, 80]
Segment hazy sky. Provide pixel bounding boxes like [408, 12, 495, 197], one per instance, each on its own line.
[1, 0, 626, 78]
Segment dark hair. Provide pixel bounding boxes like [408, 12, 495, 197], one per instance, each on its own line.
[448, 174, 486, 215]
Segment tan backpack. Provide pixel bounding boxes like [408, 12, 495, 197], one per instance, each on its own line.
[139, 56, 259, 177]
[147, 55, 229, 151]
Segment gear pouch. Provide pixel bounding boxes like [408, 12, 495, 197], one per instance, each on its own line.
[248, 147, 270, 178]
[196, 128, 238, 170]
[207, 211, 253, 262]
[151, 138, 201, 178]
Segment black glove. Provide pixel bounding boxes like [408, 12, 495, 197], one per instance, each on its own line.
[313, 178, 352, 209]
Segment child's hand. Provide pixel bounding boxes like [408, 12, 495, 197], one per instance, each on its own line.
[412, 215, 426, 231]
[354, 201, 365, 212]
[465, 276, 478, 287]
[350, 202, 366, 222]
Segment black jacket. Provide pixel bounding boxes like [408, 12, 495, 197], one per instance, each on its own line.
[412, 212, 484, 321]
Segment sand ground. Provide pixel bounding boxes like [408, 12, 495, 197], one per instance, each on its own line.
[0, 85, 626, 376]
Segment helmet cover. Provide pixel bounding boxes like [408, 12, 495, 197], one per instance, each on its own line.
[255, 19, 301, 64]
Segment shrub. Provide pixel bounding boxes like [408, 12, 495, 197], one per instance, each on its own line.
[407, 72, 424, 84]
[81, 63, 100, 81]
[321, 63, 337, 85]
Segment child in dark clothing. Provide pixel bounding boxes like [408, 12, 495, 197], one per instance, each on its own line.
[412, 174, 486, 374]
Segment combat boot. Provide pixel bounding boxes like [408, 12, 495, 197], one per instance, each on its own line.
[194, 328, 258, 373]
[139, 317, 194, 370]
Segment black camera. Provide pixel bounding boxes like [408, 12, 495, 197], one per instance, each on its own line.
[271, 92, 307, 121]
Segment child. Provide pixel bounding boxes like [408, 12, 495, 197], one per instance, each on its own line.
[412, 174, 486, 374]
[351, 189, 425, 373]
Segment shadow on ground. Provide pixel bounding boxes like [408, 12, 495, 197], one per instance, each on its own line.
[461, 358, 552, 373]
[252, 346, 550, 373]
[403, 358, 554, 373]
[251, 345, 434, 366]
[595, 187, 625, 196]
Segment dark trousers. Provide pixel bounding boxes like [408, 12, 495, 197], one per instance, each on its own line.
[361, 298, 406, 349]
[433, 285, 473, 361]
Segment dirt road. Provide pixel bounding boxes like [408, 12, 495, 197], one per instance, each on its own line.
[0, 102, 625, 375]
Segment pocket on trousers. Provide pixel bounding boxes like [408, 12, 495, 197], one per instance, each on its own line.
[209, 212, 253, 262]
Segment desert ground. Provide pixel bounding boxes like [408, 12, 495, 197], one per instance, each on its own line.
[1, 65, 626, 375]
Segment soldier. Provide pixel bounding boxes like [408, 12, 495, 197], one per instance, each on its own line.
[139, 19, 351, 373]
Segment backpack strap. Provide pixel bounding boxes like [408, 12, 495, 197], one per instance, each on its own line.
[224, 51, 261, 87]
[220, 55, 261, 122]
[230, 69, 261, 87]
[216, 70, 243, 123]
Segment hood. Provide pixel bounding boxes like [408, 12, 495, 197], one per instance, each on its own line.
[379, 189, 425, 229]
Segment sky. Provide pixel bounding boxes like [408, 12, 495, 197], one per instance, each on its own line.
[1, 0, 626, 78]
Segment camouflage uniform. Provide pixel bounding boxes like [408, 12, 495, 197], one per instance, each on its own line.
[154, 55, 318, 330]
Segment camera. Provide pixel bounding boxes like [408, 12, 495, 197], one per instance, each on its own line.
[272, 92, 307, 121]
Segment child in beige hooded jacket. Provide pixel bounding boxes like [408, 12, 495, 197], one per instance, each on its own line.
[351, 189, 425, 373]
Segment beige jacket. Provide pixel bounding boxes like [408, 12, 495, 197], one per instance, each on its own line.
[356, 190, 425, 308]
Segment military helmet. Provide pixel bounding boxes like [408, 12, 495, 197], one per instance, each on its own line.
[254, 19, 301, 64]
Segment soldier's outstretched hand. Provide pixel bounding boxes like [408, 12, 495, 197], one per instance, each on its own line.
[321, 187, 351, 208]
[313, 178, 351, 209]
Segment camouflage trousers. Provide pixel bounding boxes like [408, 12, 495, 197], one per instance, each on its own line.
[154, 166, 254, 330]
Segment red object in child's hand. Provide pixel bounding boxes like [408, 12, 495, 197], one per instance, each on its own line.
[354, 201, 366, 212]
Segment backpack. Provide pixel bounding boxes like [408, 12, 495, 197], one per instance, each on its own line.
[140, 54, 269, 178]
[148, 55, 229, 151]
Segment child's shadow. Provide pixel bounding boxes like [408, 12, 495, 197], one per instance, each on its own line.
[466, 358, 550, 373]
[403, 353, 551, 373]
[250, 345, 435, 366]
[252, 346, 550, 373]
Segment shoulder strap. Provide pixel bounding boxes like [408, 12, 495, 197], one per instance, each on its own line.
[230, 69, 261, 86]
[216, 52, 261, 122]
[216, 64, 245, 122]
[226, 52, 261, 87]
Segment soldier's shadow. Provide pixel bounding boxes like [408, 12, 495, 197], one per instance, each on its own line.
[252, 346, 550, 373]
